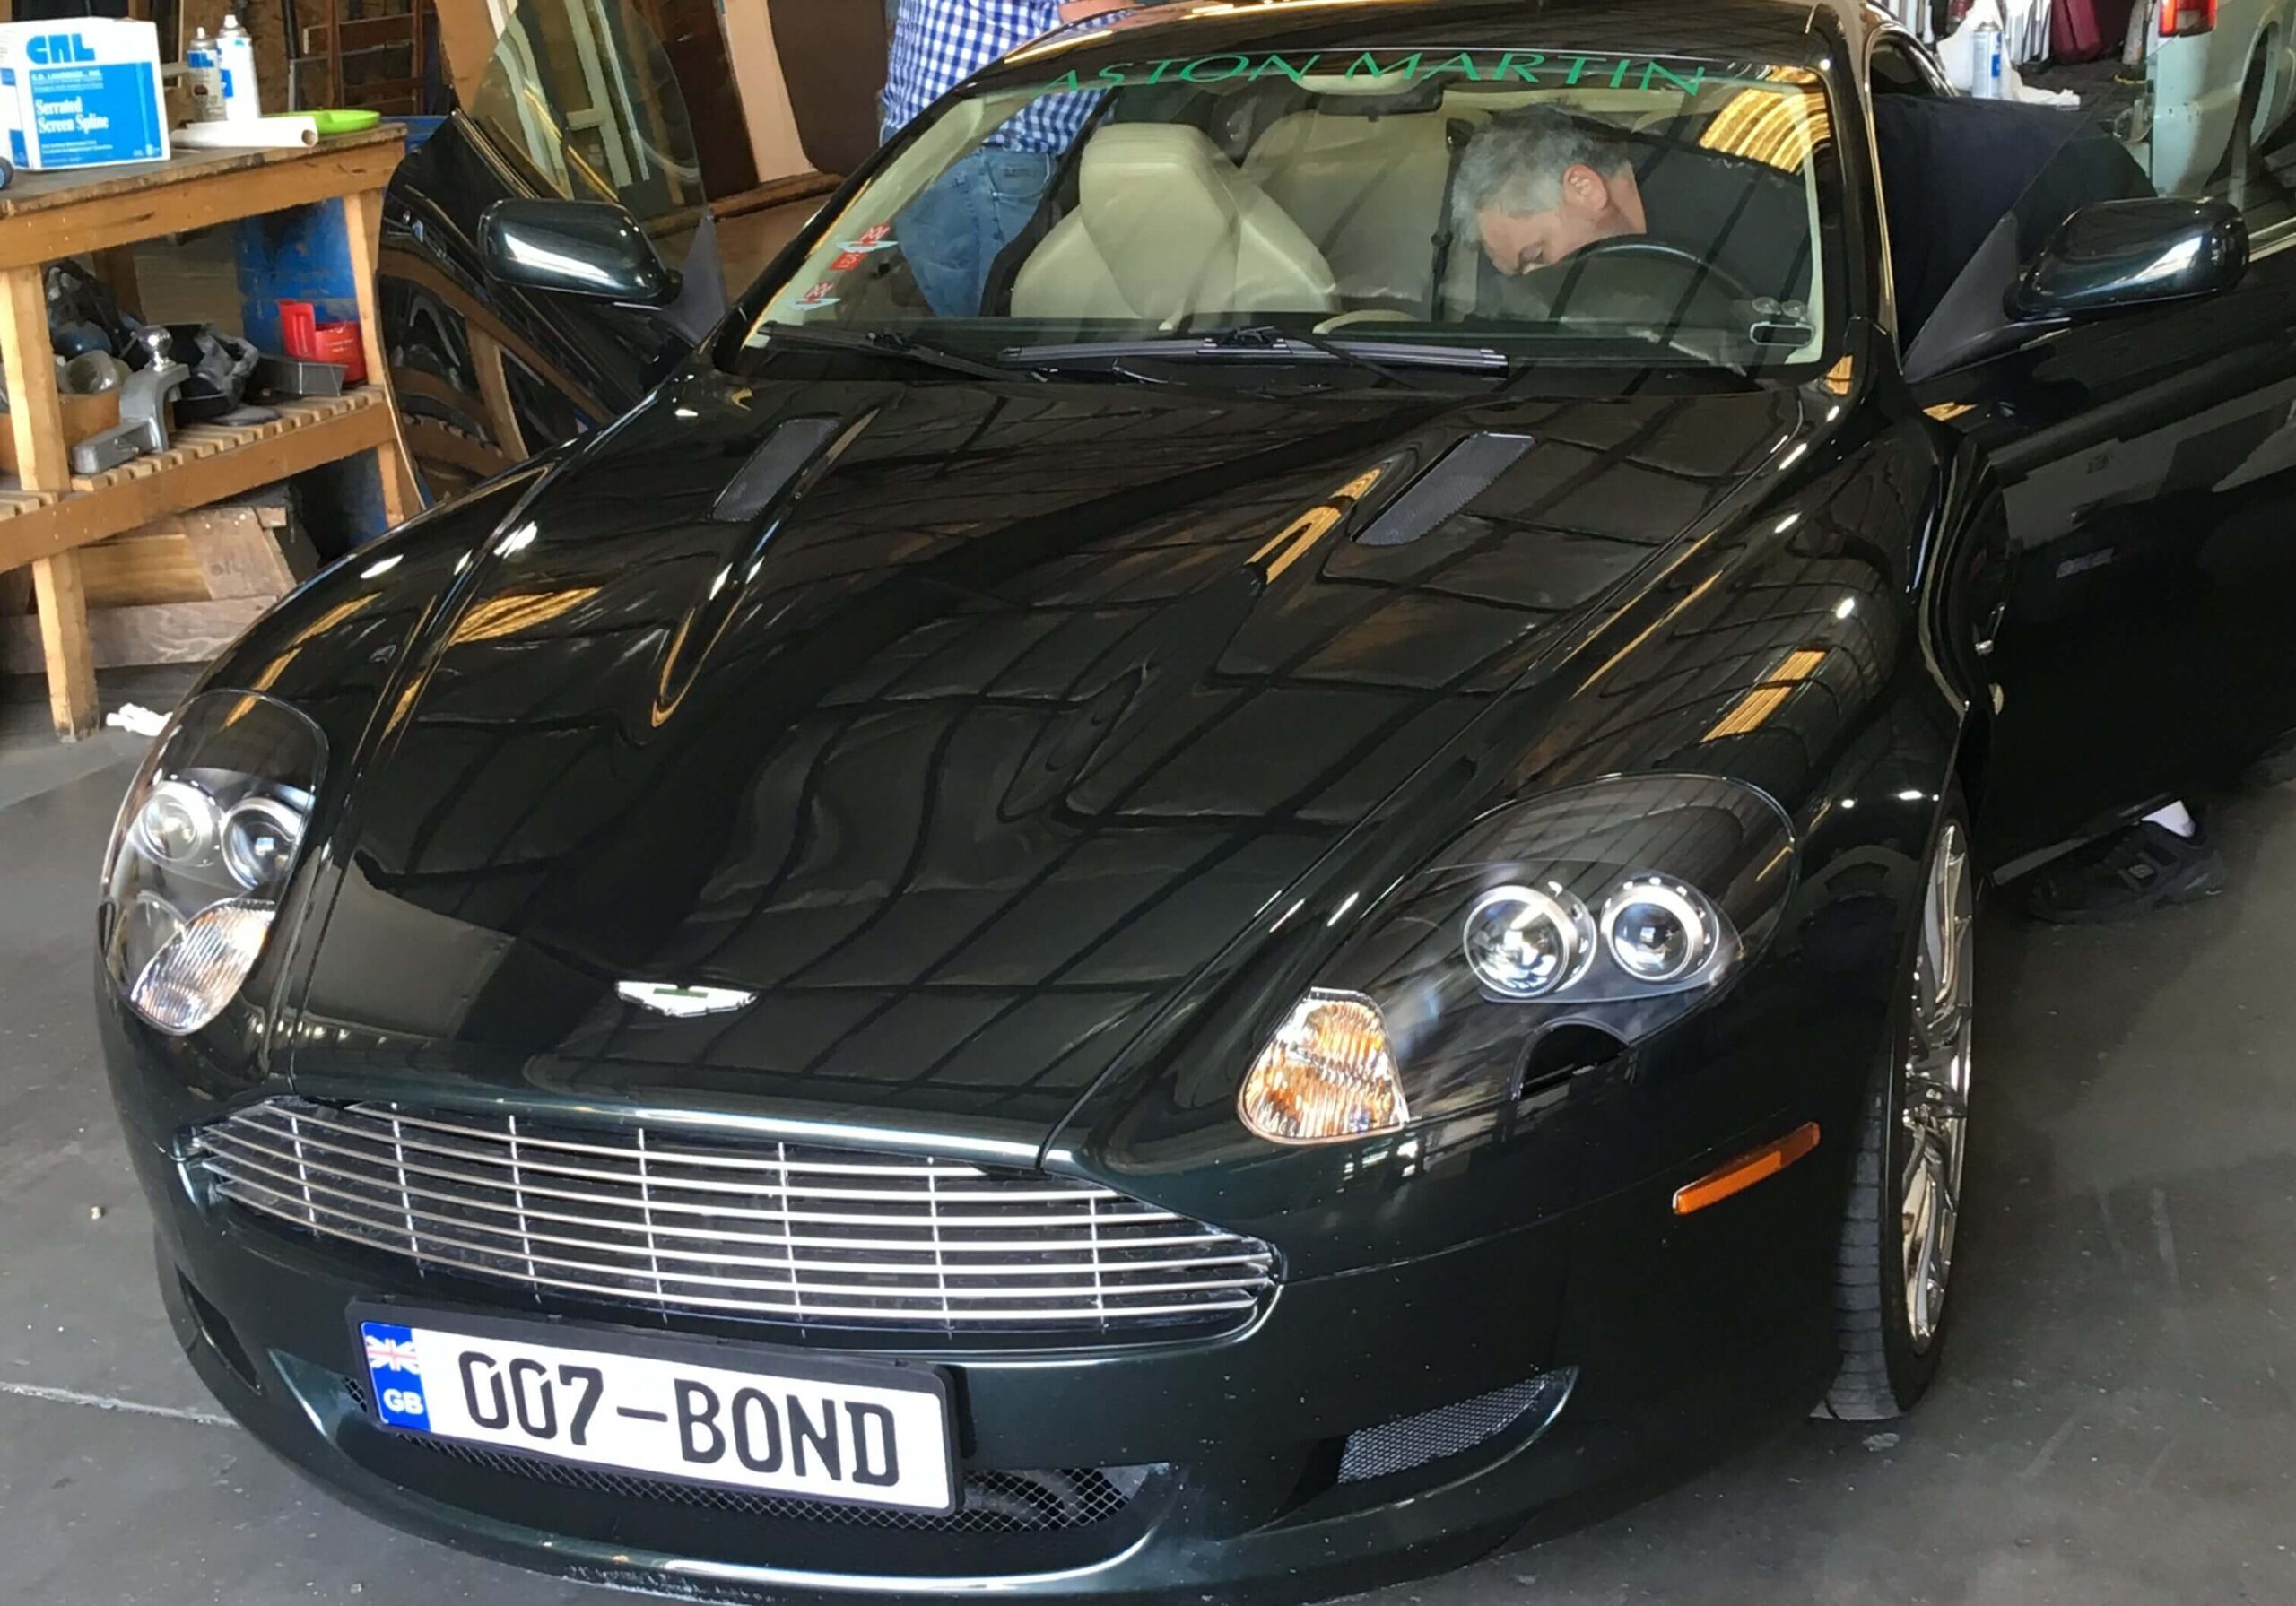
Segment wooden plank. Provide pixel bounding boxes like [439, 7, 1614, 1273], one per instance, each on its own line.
[1, 260, 95, 735]
[0, 391, 121, 479]
[709, 171, 844, 220]
[0, 265, 69, 493]
[430, 0, 498, 109]
[342, 184, 419, 527]
[0, 130, 407, 267]
[0, 396, 394, 573]
[77, 532, 213, 607]
[0, 125, 404, 219]
[1, 595, 274, 675]
[179, 508, 300, 599]
[29, 554, 100, 737]
[51, 395, 358, 498]
[718, 0, 812, 185]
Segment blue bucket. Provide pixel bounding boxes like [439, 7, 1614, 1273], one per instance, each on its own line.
[233, 123, 418, 352]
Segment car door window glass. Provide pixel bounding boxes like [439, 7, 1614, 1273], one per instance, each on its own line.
[1870, 35, 1951, 99]
[467, 0, 706, 267]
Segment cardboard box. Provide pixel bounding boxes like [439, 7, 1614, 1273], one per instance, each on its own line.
[0, 19, 169, 171]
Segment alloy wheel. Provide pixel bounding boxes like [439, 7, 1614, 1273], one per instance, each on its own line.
[1900, 821, 1974, 1353]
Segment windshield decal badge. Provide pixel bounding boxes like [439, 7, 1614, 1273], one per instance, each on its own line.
[616, 981, 758, 1019]
[1039, 52, 1736, 98]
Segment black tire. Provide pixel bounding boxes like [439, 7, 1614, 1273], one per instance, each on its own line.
[1820, 792, 1974, 1421]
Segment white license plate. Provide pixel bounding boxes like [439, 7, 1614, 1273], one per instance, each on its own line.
[353, 1308, 955, 1514]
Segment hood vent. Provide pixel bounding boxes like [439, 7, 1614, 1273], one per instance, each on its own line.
[711, 413, 860, 525]
[1355, 431, 1534, 548]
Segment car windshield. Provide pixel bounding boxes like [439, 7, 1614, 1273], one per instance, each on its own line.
[738, 43, 1839, 383]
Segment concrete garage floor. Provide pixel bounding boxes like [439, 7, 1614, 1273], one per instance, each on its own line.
[4, 673, 2294, 1606]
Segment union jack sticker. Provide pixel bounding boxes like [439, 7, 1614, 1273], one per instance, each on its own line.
[364, 1332, 422, 1375]
[360, 1321, 432, 1431]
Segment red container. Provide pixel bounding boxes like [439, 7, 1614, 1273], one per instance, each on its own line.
[278, 299, 367, 384]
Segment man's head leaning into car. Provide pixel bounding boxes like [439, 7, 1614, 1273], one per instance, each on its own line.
[1457, 109, 1648, 274]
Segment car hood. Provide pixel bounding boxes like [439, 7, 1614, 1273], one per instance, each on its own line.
[285, 369, 1801, 1156]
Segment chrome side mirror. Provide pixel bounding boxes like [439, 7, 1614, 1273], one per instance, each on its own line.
[478, 199, 679, 305]
[2006, 197, 2247, 323]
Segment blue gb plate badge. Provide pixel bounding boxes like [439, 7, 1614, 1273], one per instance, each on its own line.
[360, 1320, 433, 1430]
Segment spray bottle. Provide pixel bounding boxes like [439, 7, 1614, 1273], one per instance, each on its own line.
[217, 13, 262, 122]
[185, 27, 226, 123]
[1970, 15, 2005, 99]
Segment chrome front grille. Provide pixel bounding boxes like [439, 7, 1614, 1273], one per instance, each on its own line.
[192, 1099, 1274, 1333]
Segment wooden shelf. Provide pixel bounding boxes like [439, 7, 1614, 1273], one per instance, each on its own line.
[0, 391, 393, 574]
[0, 128, 413, 738]
[0, 128, 407, 269]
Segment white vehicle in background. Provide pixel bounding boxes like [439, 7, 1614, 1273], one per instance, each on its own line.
[2130, 0, 2296, 195]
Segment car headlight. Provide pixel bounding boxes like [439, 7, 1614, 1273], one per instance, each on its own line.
[100, 692, 326, 1036]
[1239, 776, 1796, 1143]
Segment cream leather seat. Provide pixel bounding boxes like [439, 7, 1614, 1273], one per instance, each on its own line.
[1242, 110, 1450, 308]
[1011, 125, 1338, 323]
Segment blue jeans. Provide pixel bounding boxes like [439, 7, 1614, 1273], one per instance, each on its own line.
[893, 147, 1056, 317]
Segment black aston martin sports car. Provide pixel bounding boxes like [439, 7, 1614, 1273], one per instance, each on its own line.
[99, 1, 2296, 1601]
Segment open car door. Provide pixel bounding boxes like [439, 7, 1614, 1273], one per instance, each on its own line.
[1876, 55, 2296, 877]
[378, 0, 733, 499]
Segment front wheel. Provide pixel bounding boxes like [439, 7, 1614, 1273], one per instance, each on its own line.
[1820, 798, 1976, 1420]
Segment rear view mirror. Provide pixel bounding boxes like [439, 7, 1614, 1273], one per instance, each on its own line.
[2006, 197, 2247, 323]
[479, 199, 679, 305]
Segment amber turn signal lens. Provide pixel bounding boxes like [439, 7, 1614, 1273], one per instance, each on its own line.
[1239, 989, 1409, 1143]
[1671, 1121, 1820, 1216]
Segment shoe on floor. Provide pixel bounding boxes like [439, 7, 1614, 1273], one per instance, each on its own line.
[2022, 820, 2229, 925]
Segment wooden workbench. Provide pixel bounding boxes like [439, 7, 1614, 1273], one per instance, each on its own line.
[0, 126, 417, 738]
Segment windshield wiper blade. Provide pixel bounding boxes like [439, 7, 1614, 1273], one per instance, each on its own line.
[1001, 326, 1508, 384]
[1194, 325, 1453, 390]
[761, 323, 1029, 382]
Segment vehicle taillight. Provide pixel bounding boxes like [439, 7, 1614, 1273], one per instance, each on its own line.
[2160, 0, 2215, 36]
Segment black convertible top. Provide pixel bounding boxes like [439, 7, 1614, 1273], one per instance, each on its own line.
[1874, 95, 2152, 345]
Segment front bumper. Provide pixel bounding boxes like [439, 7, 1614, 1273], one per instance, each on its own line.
[127, 1114, 1842, 1606]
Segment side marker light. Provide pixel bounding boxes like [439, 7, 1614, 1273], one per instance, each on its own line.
[1672, 1122, 1821, 1216]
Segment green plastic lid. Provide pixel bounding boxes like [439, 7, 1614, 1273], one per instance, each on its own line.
[268, 109, 384, 135]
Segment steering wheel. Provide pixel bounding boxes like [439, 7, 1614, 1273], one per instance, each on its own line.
[1559, 237, 1754, 305]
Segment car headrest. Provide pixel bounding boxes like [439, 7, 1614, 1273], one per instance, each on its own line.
[1079, 124, 1336, 321]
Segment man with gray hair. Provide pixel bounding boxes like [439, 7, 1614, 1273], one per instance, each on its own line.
[1454, 109, 1650, 276]
[1453, 105, 1808, 300]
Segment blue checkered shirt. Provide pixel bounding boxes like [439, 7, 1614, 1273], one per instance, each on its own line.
[881, 0, 1106, 149]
